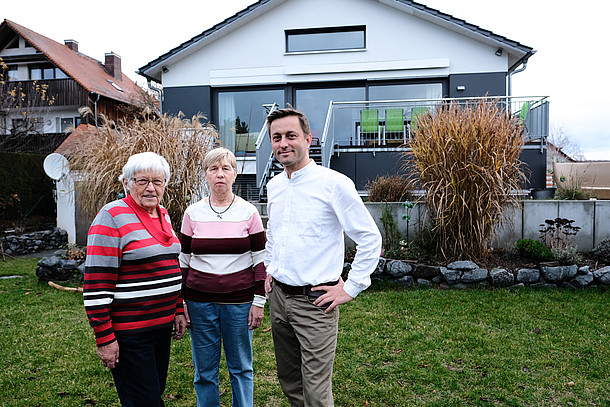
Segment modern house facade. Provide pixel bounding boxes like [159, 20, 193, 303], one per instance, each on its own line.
[0, 19, 143, 154]
[138, 0, 548, 200]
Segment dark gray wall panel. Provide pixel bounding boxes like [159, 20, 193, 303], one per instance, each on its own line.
[163, 86, 212, 121]
[331, 151, 406, 190]
[448, 72, 506, 98]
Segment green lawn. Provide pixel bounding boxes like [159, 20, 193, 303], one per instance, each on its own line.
[1, 257, 609, 406]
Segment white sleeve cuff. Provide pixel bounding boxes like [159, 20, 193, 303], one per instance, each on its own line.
[253, 294, 267, 308]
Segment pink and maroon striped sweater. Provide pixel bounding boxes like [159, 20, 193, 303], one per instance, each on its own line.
[179, 196, 266, 307]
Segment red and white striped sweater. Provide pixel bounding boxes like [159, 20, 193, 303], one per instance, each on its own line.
[84, 194, 183, 347]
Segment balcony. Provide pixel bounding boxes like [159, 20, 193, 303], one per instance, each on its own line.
[255, 96, 549, 200]
[1, 79, 88, 108]
[317, 96, 549, 167]
[0, 132, 68, 154]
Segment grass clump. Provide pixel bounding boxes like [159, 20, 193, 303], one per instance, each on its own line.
[406, 99, 525, 261]
[2, 257, 610, 406]
[66, 111, 218, 229]
[366, 175, 415, 203]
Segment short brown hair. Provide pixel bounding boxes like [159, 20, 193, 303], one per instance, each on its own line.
[266, 107, 311, 136]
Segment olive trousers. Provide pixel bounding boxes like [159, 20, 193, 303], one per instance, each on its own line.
[268, 281, 339, 407]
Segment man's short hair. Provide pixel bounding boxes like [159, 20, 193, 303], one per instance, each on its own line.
[266, 107, 311, 136]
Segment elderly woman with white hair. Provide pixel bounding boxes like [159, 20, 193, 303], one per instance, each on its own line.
[84, 151, 187, 407]
[179, 147, 266, 407]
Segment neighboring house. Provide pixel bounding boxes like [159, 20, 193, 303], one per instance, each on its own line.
[137, 0, 549, 200]
[0, 19, 143, 154]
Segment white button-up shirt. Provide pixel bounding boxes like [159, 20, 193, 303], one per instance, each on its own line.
[264, 161, 382, 298]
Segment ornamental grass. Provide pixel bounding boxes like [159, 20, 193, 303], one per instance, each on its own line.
[67, 111, 219, 228]
[406, 99, 526, 260]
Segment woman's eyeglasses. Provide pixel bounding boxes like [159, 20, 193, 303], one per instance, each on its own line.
[133, 178, 165, 187]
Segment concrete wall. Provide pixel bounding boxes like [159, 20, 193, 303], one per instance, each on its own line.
[361, 200, 610, 252]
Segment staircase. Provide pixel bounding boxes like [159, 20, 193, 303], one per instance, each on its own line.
[258, 145, 323, 201]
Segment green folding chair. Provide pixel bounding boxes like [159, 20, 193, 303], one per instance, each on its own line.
[409, 106, 430, 137]
[360, 109, 379, 145]
[519, 101, 530, 137]
[384, 108, 405, 144]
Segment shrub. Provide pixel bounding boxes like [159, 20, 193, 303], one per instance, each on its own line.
[515, 239, 553, 261]
[405, 99, 525, 260]
[380, 202, 402, 253]
[555, 174, 591, 200]
[63, 244, 86, 261]
[551, 247, 581, 265]
[592, 238, 610, 263]
[366, 175, 414, 202]
[539, 217, 581, 250]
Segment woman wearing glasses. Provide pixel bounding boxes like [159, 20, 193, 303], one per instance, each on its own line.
[83, 151, 187, 407]
[179, 147, 266, 407]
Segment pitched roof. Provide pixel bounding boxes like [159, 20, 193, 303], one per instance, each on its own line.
[137, 0, 535, 82]
[2, 19, 142, 105]
[54, 123, 100, 155]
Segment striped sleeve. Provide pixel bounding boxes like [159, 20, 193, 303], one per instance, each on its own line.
[83, 208, 121, 347]
[179, 212, 193, 270]
[248, 211, 267, 281]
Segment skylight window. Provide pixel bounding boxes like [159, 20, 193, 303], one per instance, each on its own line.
[107, 80, 123, 92]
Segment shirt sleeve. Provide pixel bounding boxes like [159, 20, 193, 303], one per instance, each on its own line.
[83, 208, 121, 347]
[331, 176, 382, 298]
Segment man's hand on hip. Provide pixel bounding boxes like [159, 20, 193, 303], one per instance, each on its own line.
[312, 277, 354, 313]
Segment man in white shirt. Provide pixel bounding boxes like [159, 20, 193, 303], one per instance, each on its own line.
[264, 108, 382, 406]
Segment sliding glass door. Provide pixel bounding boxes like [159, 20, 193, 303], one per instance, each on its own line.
[216, 89, 284, 153]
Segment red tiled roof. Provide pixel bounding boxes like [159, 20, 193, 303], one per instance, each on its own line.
[54, 124, 100, 155]
[3, 19, 142, 105]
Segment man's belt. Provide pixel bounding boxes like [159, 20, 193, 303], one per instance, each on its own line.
[273, 278, 339, 296]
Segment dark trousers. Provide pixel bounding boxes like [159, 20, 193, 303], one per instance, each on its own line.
[110, 326, 173, 407]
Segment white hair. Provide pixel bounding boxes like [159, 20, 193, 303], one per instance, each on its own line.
[119, 152, 171, 188]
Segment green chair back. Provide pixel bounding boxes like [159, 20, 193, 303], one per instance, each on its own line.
[385, 108, 404, 133]
[410, 106, 430, 132]
[519, 102, 530, 124]
[360, 109, 379, 134]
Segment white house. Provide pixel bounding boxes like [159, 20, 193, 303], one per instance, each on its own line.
[138, 0, 547, 201]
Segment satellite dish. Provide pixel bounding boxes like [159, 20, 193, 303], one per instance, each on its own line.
[43, 153, 70, 180]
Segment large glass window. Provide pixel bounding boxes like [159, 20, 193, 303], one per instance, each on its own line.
[29, 63, 63, 80]
[217, 89, 284, 153]
[369, 83, 443, 101]
[7, 65, 19, 81]
[295, 86, 365, 145]
[286, 26, 365, 53]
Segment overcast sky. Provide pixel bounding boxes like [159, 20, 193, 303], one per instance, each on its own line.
[3, 0, 609, 160]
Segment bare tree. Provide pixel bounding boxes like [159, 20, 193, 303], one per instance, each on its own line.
[548, 124, 585, 163]
[0, 57, 56, 152]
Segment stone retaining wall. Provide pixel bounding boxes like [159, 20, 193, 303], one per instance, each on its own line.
[1, 229, 68, 256]
[356, 258, 610, 289]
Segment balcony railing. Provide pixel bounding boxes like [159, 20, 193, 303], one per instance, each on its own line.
[0, 132, 68, 154]
[320, 96, 549, 167]
[255, 96, 549, 195]
[2, 79, 88, 108]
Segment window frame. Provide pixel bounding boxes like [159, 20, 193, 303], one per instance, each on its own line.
[285, 25, 366, 53]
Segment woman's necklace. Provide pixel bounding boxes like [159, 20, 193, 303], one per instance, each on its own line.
[208, 193, 236, 219]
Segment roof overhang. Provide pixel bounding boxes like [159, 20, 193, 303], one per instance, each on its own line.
[137, 0, 536, 83]
[138, 0, 285, 83]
